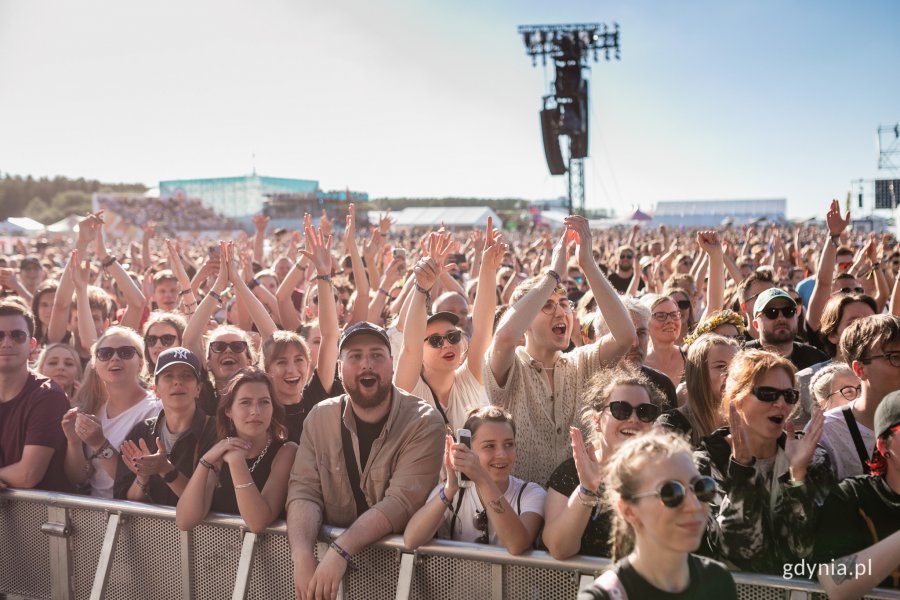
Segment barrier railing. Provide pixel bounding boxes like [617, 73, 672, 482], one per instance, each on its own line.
[1, 489, 899, 600]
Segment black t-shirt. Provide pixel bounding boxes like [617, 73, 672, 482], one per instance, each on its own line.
[813, 475, 900, 589]
[642, 365, 677, 411]
[607, 270, 643, 294]
[544, 457, 613, 557]
[354, 411, 388, 470]
[578, 555, 737, 600]
[744, 340, 829, 372]
[196, 367, 219, 417]
[283, 368, 346, 443]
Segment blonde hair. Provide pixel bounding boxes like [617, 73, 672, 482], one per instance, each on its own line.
[720, 349, 795, 420]
[76, 326, 146, 414]
[35, 343, 84, 397]
[683, 334, 739, 446]
[604, 431, 693, 560]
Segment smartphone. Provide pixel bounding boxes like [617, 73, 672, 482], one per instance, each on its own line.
[456, 428, 472, 488]
[208, 245, 220, 260]
[392, 248, 407, 260]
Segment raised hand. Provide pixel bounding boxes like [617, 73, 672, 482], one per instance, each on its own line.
[442, 434, 459, 496]
[569, 427, 603, 492]
[697, 230, 722, 257]
[412, 256, 440, 291]
[142, 222, 156, 242]
[424, 231, 453, 270]
[363, 228, 382, 263]
[344, 204, 357, 245]
[381, 257, 406, 289]
[728, 403, 753, 465]
[449, 437, 488, 485]
[550, 227, 572, 277]
[379, 209, 394, 235]
[77, 211, 105, 250]
[318, 210, 333, 242]
[785, 404, 823, 482]
[826, 199, 851, 237]
[60, 408, 80, 445]
[252, 214, 269, 234]
[565, 215, 593, 267]
[300, 220, 334, 276]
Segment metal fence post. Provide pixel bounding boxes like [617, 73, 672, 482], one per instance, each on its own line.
[42, 505, 74, 600]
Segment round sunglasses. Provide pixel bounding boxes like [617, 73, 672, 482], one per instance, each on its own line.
[209, 340, 249, 354]
[424, 330, 463, 349]
[96, 346, 139, 361]
[628, 476, 716, 508]
[605, 401, 660, 423]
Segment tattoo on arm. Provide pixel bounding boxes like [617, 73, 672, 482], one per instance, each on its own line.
[832, 554, 859, 585]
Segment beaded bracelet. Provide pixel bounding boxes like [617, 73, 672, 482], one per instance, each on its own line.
[578, 484, 600, 498]
[330, 540, 353, 565]
[315, 274, 334, 284]
[547, 269, 562, 287]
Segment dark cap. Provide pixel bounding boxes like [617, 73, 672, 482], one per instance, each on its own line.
[427, 311, 460, 327]
[753, 288, 796, 316]
[20, 256, 42, 269]
[339, 321, 391, 354]
[154, 347, 202, 380]
[875, 390, 900, 438]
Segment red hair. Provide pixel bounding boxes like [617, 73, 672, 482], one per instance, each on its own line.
[867, 424, 900, 476]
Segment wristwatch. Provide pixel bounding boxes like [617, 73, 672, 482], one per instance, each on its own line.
[90, 439, 116, 461]
[162, 467, 180, 483]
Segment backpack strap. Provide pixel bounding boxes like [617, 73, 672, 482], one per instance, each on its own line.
[594, 569, 628, 600]
[448, 486, 467, 541]
[340, 398, 370, 517]
[841, 405, 871, 474]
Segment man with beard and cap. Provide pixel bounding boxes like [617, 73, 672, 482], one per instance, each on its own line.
[606, 245, 642, 294]
[745, 288, 827, 372]
[287, 321, 444, 600]
[487, 216, 636, 485]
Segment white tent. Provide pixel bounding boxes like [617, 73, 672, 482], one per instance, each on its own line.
[1, 217, 45, 233]
[46, 215, 82, 233]
[384, 207, 502, 229]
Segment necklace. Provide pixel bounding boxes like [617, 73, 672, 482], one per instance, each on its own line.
[248, 436, 272, 473]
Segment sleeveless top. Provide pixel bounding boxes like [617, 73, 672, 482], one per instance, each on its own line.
[211, 439, 287, 517]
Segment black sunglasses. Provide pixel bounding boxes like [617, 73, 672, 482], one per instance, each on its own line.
[752, 386, 800, 405]
[0, 329, 29, 344]
[606, 401, 660, 423]
[209, 340, 249, 354]
[145, 334, 177, 347]
[628, 476, 717, 508]
[619, 253, 634, 260]
[473, 509, 489, 544]
[675, 299, 692, 311]
[832, 286, 865, 295]
[760, 306, 796, 320]
[424, 330, 463, 349]
[96, 346, 139, 361]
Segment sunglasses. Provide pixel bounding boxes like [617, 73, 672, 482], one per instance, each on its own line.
[832, 287, 865, 295]
[674, 299, 692, 311]
[209, 340, 249, 354]
[0, 329, 29, 344]
[424, 330, 463, 349]
[605, 401, 660, 423]
[619, 254, 634, 260]
[96, 346, 139, 361]
[145, 334, 177, 347]
[752, 386, 800, 404]
[473, 509, 489, 544]
[651, 310, 681, 323]
[628, 476, 717, 508]
[759, 306, 796, 320]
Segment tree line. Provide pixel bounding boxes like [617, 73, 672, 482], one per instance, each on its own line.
[0, 173, 147, 224]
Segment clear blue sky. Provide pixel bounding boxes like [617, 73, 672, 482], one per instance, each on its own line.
[1, 0, 898, 219]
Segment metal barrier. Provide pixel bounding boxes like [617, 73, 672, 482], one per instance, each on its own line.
[1, 489, 899, 600]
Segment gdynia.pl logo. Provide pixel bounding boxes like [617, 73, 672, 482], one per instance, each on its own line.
[783, 558, 873, 580]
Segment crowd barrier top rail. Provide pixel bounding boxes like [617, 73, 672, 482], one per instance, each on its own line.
[2, 488, 899, 600]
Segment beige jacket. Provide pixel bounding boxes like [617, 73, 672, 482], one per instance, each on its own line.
[286, 387, 444, 531]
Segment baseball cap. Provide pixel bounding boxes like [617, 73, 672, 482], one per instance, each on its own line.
[20, 256, 41, 269]
[753, 288, 797, 316]
[339, 321, 391, 354]
[154, 347, 202, 380]
[875, 390, 900, 438]
[426, 311, 460, 327]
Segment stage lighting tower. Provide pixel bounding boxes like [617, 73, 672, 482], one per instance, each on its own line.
[518, 23, 620, 215]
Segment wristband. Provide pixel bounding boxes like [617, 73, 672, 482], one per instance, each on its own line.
[315, 274, 333, 284]
[547, 269, 562, 287]
[438, 486, 454, 509]
[247, 278, 260, 290]
[378, 287, 390, 297]
[830, 235, 840, 249]
[162, 467, 179, 484]
[414, 281, 431, 295]
[199, 458, 218, 474]
[208, 290, 223, 304]
[576, 489, 600, 507]
[101, 255, 117, 268]
[178, 288, 192, 297]
[578, 484, 600, 498]
[330, 540, 353, 565]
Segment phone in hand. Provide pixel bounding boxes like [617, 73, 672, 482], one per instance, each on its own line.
[456, 428, 472, 488]
[392, 247, 407, 260]
[208, 245, 220, 260]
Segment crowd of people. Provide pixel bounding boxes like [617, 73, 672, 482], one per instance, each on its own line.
[3, 200, 900, 599]
[99, 195, 239, 232]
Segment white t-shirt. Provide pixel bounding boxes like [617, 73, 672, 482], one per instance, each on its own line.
[816, 403, 875, 482]
[427, 476, 546, 545]
[409, 363, 488, 432]
[89, 393, 161, 498]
